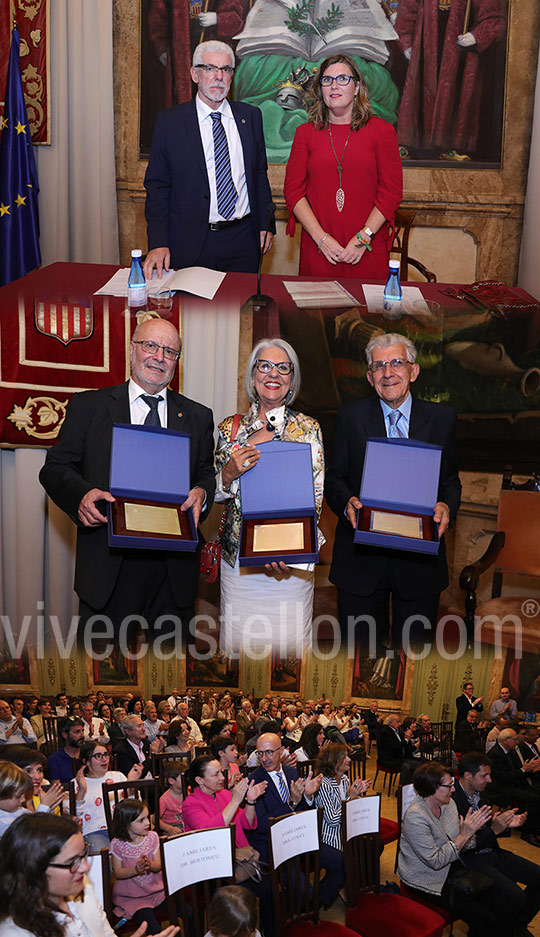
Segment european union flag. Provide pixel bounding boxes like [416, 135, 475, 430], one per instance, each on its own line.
[0, 26, 41, 287]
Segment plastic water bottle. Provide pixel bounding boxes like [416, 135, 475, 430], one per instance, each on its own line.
[128, 249, 146, 308]
[384, 259, 402, 301]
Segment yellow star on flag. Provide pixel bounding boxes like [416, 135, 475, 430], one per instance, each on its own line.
[15, 120, 27, 135]
[0, 203, 11, 216]
[15, 194, 27, 208]
[0, 116, 8, 130]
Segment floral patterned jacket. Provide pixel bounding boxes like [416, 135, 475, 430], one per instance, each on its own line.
[214, 403, 325, 567]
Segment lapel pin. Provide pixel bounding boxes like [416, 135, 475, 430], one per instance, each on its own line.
[177, 412, 183, 418]
[242, 118, 246, 124]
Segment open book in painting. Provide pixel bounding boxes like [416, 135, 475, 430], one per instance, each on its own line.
[234, 0, 397, 66]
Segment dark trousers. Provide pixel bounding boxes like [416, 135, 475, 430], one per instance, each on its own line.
[79, 553, 193, 649]
[319, 843, 344, 907]
[197, 217, 260, 273]
[463, 848, 540, 926]
[337, 566, 440, 654]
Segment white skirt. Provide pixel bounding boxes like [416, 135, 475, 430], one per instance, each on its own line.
[220, 555, 314, 658]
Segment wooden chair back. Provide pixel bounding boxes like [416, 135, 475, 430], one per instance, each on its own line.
[101, 777, 159, 837]
[494, 489, 540, 580]
[296, 758, 316, 778]
[341, 795, 382, 904]
[160, 825, 235, 937]
[391, 208, 437, 282]
[268, 808, 323, 930]
[348, 749, 367, 784]
[41, 715, 60, 756]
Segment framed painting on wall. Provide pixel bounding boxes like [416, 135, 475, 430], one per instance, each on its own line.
[86, 648, 143, 694]
[139, 0, 510, 169]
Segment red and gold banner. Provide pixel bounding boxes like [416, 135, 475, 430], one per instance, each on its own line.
[0, 0, 50, 145]
[0, 262, 185, 448]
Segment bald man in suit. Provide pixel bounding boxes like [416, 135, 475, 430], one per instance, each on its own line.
[39, 318, 215, 640]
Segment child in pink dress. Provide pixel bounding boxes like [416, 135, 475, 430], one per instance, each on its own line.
[110, 798, 166, 934]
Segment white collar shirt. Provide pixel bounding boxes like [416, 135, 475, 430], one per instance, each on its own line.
[195, 94, 249, 223]
[129, 378, 168, 427]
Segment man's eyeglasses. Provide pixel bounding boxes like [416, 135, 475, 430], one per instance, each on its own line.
[49, 843, 90, 872]
[370, 357, 409, 373]
[195, 64, 235, 75]
[255, 359, 293, 376]
[320, 74, 354, 86]
[132, 340, 180, 361]
[256, 747, 281, 758]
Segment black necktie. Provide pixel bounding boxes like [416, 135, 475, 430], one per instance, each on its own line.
[141, 395, 161, 427]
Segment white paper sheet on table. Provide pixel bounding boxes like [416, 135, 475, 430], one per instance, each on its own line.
[283, 279, 361, 308]
[94, 266, 225, 300]
[362, 284, 433, 315]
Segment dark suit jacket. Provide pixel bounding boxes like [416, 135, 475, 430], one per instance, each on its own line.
[246, 764, 312, 862]
[487, 743, 532, 795]
[325, 396, 461, 599]
[112, 737, 153, 776]
[144, 98, 273, 269]
[452, 782, 499, 852]
[455, 693, 484, 729]
[454, 720, 482, 754]
[39, 383, 215, 609]
[377, 724, 406, 770]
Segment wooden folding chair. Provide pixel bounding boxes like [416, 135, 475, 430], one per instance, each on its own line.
[101, 777, 159, 837]
[341, 798, 446, 937]
[268, 808, 358, 936]
[160, 825, 235, 937]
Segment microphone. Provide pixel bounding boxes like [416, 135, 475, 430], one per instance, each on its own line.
[243, 202, 278, 324]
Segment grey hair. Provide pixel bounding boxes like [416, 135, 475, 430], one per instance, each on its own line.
[245, 337, 301, 405]
[192, 41, 235, 67]
[121, 714, 143, 736]
[498, 728, 517, 742]
[365, 332, 417, 366]
[384, 714, 400, 726]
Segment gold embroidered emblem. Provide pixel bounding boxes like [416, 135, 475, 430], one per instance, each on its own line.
[7, 396, 68, 440]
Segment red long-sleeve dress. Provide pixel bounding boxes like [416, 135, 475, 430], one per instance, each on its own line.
[284, 117, 403, 279]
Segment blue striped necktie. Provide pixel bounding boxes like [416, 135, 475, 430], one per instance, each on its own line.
[210, 111, 238, 220]
[388, 409, 405, 438]
[276, 772, 289, 803]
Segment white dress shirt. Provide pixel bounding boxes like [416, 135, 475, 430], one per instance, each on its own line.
[195, 95, 250, 223]
[129, 379, 168, 427]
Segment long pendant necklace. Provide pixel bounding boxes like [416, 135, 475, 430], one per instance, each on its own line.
[329, 124, 352, 213]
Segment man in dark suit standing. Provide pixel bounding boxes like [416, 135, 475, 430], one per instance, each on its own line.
[39, 317, 215, 643]
[325, 332, 461, 656]
[246, 732, 321, 863]
[453, 751, 540, 935]
[455, 680, 484, 729]
[143, 40, 274, 277]
[487, 728, 540, 846]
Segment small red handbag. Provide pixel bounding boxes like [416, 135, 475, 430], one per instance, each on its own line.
[199, 413, 242, 584]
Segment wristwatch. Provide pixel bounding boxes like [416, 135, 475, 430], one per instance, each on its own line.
[363, 226, 374, 238]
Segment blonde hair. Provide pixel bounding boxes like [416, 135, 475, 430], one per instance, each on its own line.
[306, 55, 372, 131]
[0, 761, 32, 800]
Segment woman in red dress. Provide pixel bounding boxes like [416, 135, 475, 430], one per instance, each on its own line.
[284, 54, 403, 280]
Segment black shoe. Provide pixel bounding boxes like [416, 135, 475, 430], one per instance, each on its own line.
[520, 832, 540, 847]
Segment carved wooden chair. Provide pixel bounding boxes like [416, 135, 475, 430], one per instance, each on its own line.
[392, 209, 437, 282]
[342, 797, 445, 937]
[460, 472, 540, 650]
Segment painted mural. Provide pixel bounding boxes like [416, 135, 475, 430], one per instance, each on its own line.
[140, 0, 509, 168]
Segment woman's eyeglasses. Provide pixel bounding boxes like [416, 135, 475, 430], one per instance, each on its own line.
[320, 74, 354, 86]
[255, 359, 293, 375]
[49, 843, 90, 872]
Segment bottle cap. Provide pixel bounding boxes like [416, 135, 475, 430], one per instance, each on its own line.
[131, 249, 142, 258]
[389, 260, 400, 270]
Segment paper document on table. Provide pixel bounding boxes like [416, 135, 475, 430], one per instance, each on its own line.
[94, 266, 225, 300]
[371, 511, 422, 539]
[124, 503, 181, 535]
[362, 284, 431, 315]
[283, 280, 360, 308]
